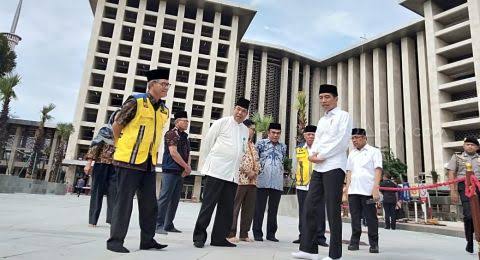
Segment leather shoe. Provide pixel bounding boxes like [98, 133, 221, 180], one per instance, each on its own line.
[165, 227, 182, 233]
[194, 241, 204, 248]
[140, 241, 168, 250]
[254, 237, 263, 242]
[466, 241, 474, 253]
[107, 244, 130, 253]
[369, 245, 379, 253]
[348, 244, 359, 251]
[211, 240, 237, 247]
[317, 241, 329, 247]
[266, 237, 279, 242]
[292, 238, 300, 244]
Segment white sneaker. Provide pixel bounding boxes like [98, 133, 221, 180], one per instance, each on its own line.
[321, 257, 342, 260]
[291, 251, 319, 260]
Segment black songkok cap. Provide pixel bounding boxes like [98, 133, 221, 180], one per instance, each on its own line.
[352, 128, 367, 136]
[268, 123, 281, 130]
[235, 98, 250, 110]
[464, 137, 480, 146]
[174, 111, 188, 120]
[146, 68, 170, 81]
[319, 84, 338, 97]
[304, 125, 317, 133]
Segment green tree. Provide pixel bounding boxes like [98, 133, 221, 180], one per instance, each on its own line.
[0, 34, 17, 77]
[251, 112, 273, 139]
[0, 74, 21, 163]
[27, 103, 56, 179]
[382, 147, 408, 182]
[294, 91, 307, 145]
[49, 123, 74, 182]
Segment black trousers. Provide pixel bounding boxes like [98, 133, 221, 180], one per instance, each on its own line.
[383, 202, 396, 229]
[458, 181, 480, 246]
[107, 166, 158, 247]
[297, 189, 327, 243]
[193, 176, 237, 244]
[252, 188, 282, 239]
[88, 163, 117, 225]
[348, 194, 378, 246]
[300, 169, 345, 259]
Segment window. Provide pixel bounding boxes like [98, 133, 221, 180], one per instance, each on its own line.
[180, 37, 193, 52]
[161, 33, 174, 48]
[76, 144, 89, 160]
[182, 22, 195, 34]
[212, 91, 225, 104]
[144, 14, 157, 27]
[184, 5, 197, 19]
[159, 51, 172, 64]
[79, 127, 95, 141]
[165, 1, 179, 15]
[105, 110, 115, 123]
[193, 89, 206, 101]
[146, 0, 160, 12]
[211, 107, 223, 120]
[100, 22, 114, 38]
[86, 90, 101, 104]
[96, 40, 110, 54]
[172, 102, 185, 114]
[199, 40, 211, 55]
[197, 58, 210, 71]
[217, 44, 229, 58]
[203, 7, 215, 23]
[141, 29, 155, 45]
[201, 26, 213, 37]
[124, 10, 137, 23]
[118, 44, 132, 57]
[192, 105, 204, 118]
[83, 108, 98, 123]
[94, 57, 108, 70]
[115, 60, 129, 74]
[195, 73, 208, 86]
[214, 76, 226, 89]
[112, 77, 126, 90]
[174, 86, 188, 99]
[90, 73, 105, 87]
[190, 155, 199, 170]
[136, 63, 149, 77]
[176, 70, 189, 83]
[189, 121, 203, 135]
[121, 26, 135, 41]
[138, 48, 152, 61]
[109, 93, 124, 107]
[219, 29, 231, 41]
[178, 55, 191, 68]
[103, 7, 117, 19]
[126, 0, 139, 8]
[133, 80, 147, 93]
[106, 0, 119, 4]
[221, 13, 232, 26]
[163, 18, 176, 31]
[189, 138, 201, 152]
[216, 61, 227, 73]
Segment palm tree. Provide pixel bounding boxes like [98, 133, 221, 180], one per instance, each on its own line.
[251, 112, 273, 139]
[0, 34, 17, 77]
[49, 123, 74, 183]
[26, 103, 56, 179]
[0, 74, 21, 163]
[294, 91, 307, 145]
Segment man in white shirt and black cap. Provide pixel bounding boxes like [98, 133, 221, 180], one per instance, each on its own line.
[344, 128, 381, 254]
[293, 84, 352, 260]
[192, 98, 250, 248]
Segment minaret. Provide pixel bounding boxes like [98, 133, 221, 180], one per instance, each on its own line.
[2, 0, 23, 50]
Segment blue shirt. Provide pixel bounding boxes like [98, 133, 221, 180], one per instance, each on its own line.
[256, 138, 287, 191]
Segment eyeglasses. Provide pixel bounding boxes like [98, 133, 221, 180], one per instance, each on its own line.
[152, 80, 171, 88]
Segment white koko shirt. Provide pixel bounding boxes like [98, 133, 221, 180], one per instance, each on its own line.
[346, 144, 383, 196]
[200, 116, 249, 183]
[312, 107, 352, 173]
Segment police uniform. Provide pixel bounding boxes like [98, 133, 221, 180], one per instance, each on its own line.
[447, 149, 480, 253]
[106, 69, 169, 253]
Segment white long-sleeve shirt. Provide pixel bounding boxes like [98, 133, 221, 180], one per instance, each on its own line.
[312, 107, 352, 172]
[200, 116, 249, 183]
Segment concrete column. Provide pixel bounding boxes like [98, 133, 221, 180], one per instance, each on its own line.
[373, 48, 388, 148]
[258, 51, 268, 116]
[45, 130, 60, 182]
[289, 60, 300, 155]
[279, 57, 289, 143]
[360, 52, 374, 143]
[416, 31, 434, 174]
[326, 65, 337, 85]
[192, 175, 203, 202]
[6, 126, 22, 175]
[311, 67, 322, 123]
[348, 57, 360, 127]
[387, 42, 405, 162]
[245, 48, 254, 99]
[401, 37, 422, 184]
[303, 64, 311, 123]
[337, 62, 348, 111]
[224, 14, 239, 116]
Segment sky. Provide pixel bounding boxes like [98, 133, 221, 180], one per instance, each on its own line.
[0, 0, 420, 124]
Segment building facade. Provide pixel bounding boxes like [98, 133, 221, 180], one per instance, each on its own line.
[66, 0, 480, 192]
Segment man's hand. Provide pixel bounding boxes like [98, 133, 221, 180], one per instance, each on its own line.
[450, 191, 459, 204]
[308, 152, 324, 164]
[342, 192, 348, 203]
[183, 165, 192, 176]
[84, 163, 92, 175]
[372, 187, 380, 201]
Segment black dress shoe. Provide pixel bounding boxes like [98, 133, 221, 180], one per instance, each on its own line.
[194, 241, 204, 248]
[266, 237, 279, 242]
[317, 241, 329, 247]
[292, 239, 300, 244]
[348, 244, 359, 251]
[165, 227, 182, 233]
[254, 237, 263, 242]
[210, 240, 237, 247]
[369, 245, 379, 253]
[140, 241, 168, 250]
[466, 241, 474, 253]
[107, 244, 130, 253]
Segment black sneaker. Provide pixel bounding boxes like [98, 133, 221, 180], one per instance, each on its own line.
[317, 241, 329, 247]
[266, 237, 279, 242]
[370, 245, 379, 253]
[292, 238, 300, 244]
[466, 241, 474, 253]
[140, 241, 168, 250]
[194, 241, 205, 248]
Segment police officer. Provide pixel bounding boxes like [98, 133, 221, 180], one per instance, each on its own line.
[106, 68, 170, 253]
[447, 137, 480, 254]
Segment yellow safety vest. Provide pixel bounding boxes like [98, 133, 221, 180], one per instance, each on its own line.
[114, 94, 169, 166]
[295, 147, 312, 186]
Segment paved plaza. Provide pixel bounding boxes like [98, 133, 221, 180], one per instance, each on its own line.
[0, 193, 474, 260]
